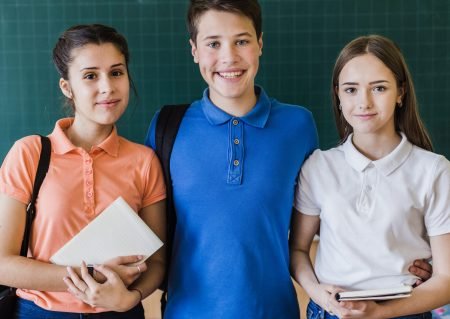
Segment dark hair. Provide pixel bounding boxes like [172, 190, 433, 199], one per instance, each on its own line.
[187, 0, 262, 43]
[331, 34, 433, 151]
[52, 24, 137, 110]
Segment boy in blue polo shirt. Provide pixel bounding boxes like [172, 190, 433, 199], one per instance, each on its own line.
[145, 1, 432, 318]
[146, 1, 316, 317]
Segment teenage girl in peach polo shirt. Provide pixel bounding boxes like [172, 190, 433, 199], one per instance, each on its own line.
[0, 24, 166, 318]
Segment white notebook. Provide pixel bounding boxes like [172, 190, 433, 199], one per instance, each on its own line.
[336, 285, 413, 301]
[50, 196, 163, 266]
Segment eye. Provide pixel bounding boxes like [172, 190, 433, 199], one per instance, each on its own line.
[236, 39, 249, 46]
[207, 41, 220, 49]
[111, 69, 125, 77]
[344, 87, 356, 94]
[373, 86, 386, 92]
[83, 73, 96, 80]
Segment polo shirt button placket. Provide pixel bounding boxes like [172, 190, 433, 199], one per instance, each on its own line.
[228, 118, 243, 184]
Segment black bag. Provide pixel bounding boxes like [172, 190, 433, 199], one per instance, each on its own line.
[0, 135, 51, 316]
[154, 104, 189, 317]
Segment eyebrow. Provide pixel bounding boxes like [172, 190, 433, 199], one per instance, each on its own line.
[80, 63, 125, 71]
[201, 32, 253, 42]
[341, 80, 390, 86]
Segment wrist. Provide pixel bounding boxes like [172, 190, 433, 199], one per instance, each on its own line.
[130, 288, 143, 302]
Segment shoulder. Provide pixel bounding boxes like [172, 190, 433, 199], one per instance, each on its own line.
[270, 99, 314, 121]
[118, 136, 157, 160]
[302, 146, 343, 171]
[410, 146, 449, 171]
[8, 135, 43, 160]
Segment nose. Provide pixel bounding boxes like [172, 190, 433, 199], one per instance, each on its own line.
[98, 75, 113, 94]
[220, 43, 239, 65]
[358, 89, 372, 109]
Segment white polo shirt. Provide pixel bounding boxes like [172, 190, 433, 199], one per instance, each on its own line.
[295, 133, 450, 290]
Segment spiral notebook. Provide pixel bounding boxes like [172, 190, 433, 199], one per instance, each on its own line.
[50, 197, 163, 266]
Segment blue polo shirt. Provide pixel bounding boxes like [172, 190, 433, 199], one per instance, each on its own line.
[146, 86, 318, 319]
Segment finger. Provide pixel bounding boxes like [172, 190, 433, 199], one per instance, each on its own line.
[135, 262, 148, 274]
[79, 262, 99, 287]
[109, 255, 144, 266]
[63, 276, 85, 297]
[414, 259, 432, 272]
[409, 265, 431, 281]
[93, 265, 121, 283]
[66, 266, 89, 291]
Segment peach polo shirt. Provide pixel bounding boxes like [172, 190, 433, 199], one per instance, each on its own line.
[0, 118, 166, 313]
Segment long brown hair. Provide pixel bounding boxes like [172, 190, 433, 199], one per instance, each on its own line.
[331, 35, 433, 151]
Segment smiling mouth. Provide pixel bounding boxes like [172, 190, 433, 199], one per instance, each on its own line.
[217, 71, 244, 79]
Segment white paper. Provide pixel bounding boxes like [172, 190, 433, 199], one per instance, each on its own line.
[336, 285, 412, 301]
[50, 197, 163, 266]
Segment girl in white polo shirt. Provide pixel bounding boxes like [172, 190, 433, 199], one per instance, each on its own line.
[290, 35, 450, 319]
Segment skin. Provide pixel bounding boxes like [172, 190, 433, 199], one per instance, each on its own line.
[290, 54, 450, 318]
[0, 42, 166, 312]
[190, 10, 263, 117]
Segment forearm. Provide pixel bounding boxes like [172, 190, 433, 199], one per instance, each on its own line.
[377, 275, 450, 318]
[130, 259, 165, 299]
[291, 250, 322, 302]
[0, 255, 82, 292]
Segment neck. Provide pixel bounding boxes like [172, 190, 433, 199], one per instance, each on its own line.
[352, 131, 402, 160]
[210, 90, 258, 117]
[66, 118, 113, 151]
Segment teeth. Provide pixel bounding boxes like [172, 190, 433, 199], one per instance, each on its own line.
[219, 71, 242, 78]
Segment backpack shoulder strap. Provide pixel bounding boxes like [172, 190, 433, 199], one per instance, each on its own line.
[154, 104, 189, 317]
[20, 135, 51, 256]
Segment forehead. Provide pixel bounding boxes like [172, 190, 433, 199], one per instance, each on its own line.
[69, 43, 125, 68]
[339, 53, 396, 82]
[195, 10, 256, 40]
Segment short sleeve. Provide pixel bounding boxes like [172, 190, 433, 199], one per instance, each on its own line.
[425, 155, 450, 236]
[141, 151, 166, 208]
[144, 110, 161, 150]
[294, 149, 321, 216]
[0, 136, 41, 204]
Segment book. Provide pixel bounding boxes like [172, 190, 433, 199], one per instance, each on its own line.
[335, 285, 413, 301]
[50, 196, 163, 266]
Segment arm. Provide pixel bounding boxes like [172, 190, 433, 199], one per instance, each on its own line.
[289, 208, 343, 313]
[335, 233, 450, 319]
[65, 200, 166, 311]
[0, 194, 79, 291]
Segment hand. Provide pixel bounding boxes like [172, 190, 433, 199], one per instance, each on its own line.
[335, 300, 381, 319]
[64, 262, 140, 312]
[408, 258, 432, 286]
[96, 255, 147, 287]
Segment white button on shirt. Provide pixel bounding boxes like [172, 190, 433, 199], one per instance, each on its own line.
[295, 133, 450, 290]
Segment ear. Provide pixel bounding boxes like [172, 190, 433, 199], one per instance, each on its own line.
[189, 39, 199, 64]
[59, 78, 73, 99]
[397, 85, 405, 105]
[258, 32, 263, 56]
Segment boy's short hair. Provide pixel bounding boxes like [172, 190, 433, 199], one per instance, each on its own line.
[187, 0, 262, 43]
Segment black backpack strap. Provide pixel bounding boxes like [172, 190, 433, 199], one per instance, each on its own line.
[155, 104, 190, 317]
[20, 135, 51, 256]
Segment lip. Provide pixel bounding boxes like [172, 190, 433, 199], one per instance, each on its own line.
[96, 99, 121, 107]
[355, 113, 376, 120]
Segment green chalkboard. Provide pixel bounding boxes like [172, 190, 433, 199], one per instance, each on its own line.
[0, 0, 449, 161]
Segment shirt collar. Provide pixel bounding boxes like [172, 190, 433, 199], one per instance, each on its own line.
[342, 132, 412, 176]
[50, 118, 120, 157]
[200, 86, 271, 128]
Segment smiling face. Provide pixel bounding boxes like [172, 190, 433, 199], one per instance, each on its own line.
[59, 42, 130, 129]
[337, 53, 403, 140]
[190, 10, 263, 113]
